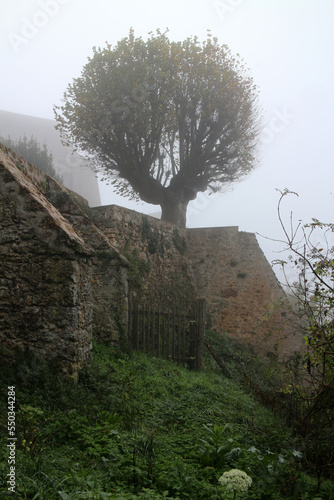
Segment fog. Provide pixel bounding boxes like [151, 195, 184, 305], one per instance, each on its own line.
[1, 0, 334, 283]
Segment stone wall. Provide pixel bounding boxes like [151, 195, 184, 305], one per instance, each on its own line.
[0, 148, 92, 378]
[46, 186, 129, 346]
[93, 206, 301, 358]
[186, 227, 301, 357]
[0, 145, 128, 378]
[92, 205, 197, 311]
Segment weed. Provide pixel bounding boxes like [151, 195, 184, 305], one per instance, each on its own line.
[172, 229, 187, 255]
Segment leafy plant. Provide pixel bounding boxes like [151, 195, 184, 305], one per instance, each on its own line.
[197, 423, 238, 469]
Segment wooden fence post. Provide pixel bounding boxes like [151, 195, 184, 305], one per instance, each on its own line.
[195, 299, 205, 371]
[128, 295, 133, 347]
[188, 318, 196, 370]
[166, 310, 170, 359]
[172, 312, 176, 362]
[142, 304, 145, 351]
[132, 301, 139, 350]
[151, 308, 155, 355]
[157, 308, 161, 357]
[161, 311, 165, 357]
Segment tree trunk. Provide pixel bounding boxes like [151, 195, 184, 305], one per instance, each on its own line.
[160, 199, 189, 227]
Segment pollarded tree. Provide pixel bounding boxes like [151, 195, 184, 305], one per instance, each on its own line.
[54, 29, 261, 227]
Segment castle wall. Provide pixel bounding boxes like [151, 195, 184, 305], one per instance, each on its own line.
[93, 206, 301, 358]
[92, 205, 196, 311]
[186, 227, 301, 357]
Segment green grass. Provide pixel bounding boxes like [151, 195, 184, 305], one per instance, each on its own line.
[0, 339, 333, 499]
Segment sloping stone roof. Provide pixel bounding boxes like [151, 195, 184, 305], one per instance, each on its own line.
[0, 142, 128, 265]
[0, 147, 88, 250]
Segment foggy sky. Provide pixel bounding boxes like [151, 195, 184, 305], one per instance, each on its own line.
[1, 0, 334, 283]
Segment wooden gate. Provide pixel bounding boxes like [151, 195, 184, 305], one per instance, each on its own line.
[128, 298, 205, 370]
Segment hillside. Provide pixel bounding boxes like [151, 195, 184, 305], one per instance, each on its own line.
[1, 338, 333, 499]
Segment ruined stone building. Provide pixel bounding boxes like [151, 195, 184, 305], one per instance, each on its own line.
[0, 144, 127, 379]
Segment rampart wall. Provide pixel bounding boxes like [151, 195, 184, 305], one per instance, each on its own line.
[187, 227, 300, 356]
[92, 205, 197, 311]
[92, 205, 301, 357]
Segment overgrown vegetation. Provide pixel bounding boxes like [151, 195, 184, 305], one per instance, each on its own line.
[1, 339, 333, 499]
[172, 229, 187, 255]
[140, 216, 164, 256]
[270, 189, 334, 488]
[123, 246, 151, 291]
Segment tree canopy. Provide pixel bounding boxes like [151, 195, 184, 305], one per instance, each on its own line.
[55, 29, 261, 227]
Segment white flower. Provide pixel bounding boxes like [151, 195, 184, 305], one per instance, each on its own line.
[218, 469, 252, 494]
